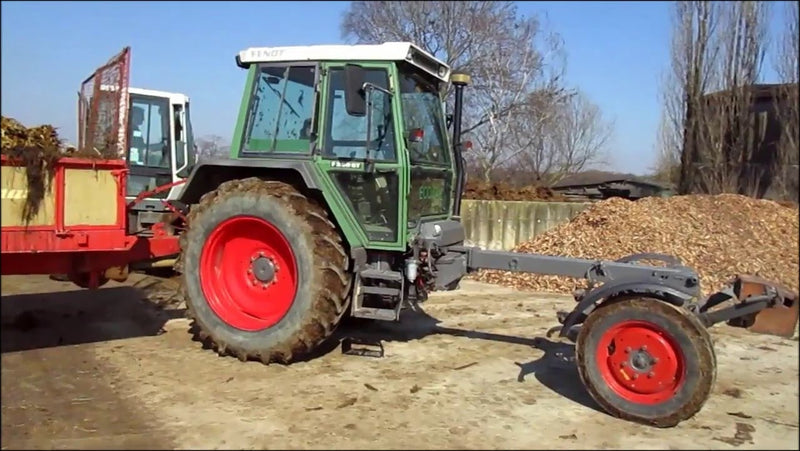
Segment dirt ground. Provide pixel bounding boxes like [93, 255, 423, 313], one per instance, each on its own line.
[1, 274, 798, 450]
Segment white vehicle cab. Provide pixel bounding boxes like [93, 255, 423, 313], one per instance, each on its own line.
[125, 87, 196, 231]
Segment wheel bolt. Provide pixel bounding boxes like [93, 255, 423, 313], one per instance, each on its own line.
[259, 251, 265, 257]
[652, 357, 659, 363]
[632, 373, 639, 380]
[641, 345, 647, 351]
[647, 372, 654, 378]
[625, 347, 631, 353]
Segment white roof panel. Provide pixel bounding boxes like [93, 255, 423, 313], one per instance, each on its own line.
[129, 87, 190, 104]
[237, 42, 451, 83]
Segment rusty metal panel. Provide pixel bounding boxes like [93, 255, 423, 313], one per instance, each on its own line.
[734, 274, 799, 338]
[78, 47, 131, 159]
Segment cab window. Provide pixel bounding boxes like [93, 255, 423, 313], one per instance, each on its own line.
[243, 65, 316, 153]
[128, 95, 171, 169]
[323, 67, 396, 162]
[398, 70, 449, 166]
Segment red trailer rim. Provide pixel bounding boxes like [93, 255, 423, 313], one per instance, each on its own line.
[199, 216, 298, 331]
[595, 320, 686, 405]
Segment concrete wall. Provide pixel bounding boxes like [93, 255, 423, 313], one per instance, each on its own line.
[460, 200, 591, 251]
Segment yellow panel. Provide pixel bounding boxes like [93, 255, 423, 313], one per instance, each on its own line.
[63, 168, 119, 226]
[1, 165, 56, 227]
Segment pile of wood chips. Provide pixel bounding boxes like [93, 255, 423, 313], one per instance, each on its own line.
[471, 194, 799, 297]
[1, 116, 120, 223]
[1, 116, 66, 223]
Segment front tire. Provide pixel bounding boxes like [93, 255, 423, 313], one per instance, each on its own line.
[575, 297, 716, 428]
[180, 178, 351, 364]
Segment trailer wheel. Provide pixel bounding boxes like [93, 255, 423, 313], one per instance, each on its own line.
[575, 297, 716, 428]
[180, 177, 351, 364]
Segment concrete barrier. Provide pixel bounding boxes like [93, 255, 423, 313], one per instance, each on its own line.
[460, 200, 591, 251]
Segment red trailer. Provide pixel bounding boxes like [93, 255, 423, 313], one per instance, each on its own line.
[0, 155, 182, 287]
[1, 47, 185, 287]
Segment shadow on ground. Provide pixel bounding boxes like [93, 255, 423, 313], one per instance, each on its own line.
[1, 286, 185, 354]
[328, 307, 602, 414]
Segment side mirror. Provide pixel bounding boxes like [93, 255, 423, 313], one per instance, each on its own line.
[344, 64, 366, 117]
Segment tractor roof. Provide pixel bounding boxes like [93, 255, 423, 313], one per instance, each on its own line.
[236, 42, 451, 83]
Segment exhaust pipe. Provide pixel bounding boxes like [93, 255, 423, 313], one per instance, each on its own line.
[450, 73, 470, 217]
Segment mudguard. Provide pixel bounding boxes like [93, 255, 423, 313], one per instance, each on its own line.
[177, 158, 320, 205]
[558, 279, 698, 338]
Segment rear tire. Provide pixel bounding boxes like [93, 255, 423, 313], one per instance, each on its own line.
[180, 178, 351, 364]
[575, 298, 716, 428]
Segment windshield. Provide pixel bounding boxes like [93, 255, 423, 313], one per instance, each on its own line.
[398, 68, 450, 166]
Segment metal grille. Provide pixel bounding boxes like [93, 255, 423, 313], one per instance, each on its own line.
[78, 47, 131, 158]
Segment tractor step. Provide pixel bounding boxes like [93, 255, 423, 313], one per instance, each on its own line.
[361, 286, 402, 297]
[341, 336, 384, 358]
[351, 265, 404, 322]
[360, 269, 404, 282]
[351, 307, 398, 321]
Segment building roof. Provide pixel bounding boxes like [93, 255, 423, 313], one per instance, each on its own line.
[236, 42, 451, 83]
[702, 82, 799, 103]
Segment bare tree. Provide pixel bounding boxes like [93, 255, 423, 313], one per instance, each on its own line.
[659, 0, 722, 194]
[341, 1, 568, 182]
[696, 1, 771, 196]
[512, 91, 612, 185]
[771, 1, 799, 201]
[653, 110, 682, 185]
[662, 1, 779, 197]
[195, 134, 228, 161]
[774, 1, 799, 84]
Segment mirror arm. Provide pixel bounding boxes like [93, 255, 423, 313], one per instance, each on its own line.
[364, 88, 374, 171]
[362, 82, 393, 97]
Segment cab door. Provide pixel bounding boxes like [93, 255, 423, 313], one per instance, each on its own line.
[314, 62, 407, 250]
[126, 93, 174, 200]
[396, 71, 454, 227]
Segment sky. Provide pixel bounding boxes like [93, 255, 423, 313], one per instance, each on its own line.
[1, 1, 790, 175]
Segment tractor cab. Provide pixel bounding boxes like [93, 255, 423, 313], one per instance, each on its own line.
[125, 87, 196, 231]
[227, 42, 467, 249]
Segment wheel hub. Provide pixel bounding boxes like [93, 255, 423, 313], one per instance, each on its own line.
[251, 255, 277, 284]
[596, 320, 685, 404]
[629, 348, 655, 372]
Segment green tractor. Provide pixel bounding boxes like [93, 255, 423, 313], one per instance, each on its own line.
[174, 42, 797, 427]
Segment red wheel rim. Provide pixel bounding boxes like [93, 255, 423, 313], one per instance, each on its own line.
[199, 215, 298, 331]
[595, 320, 686, 405]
